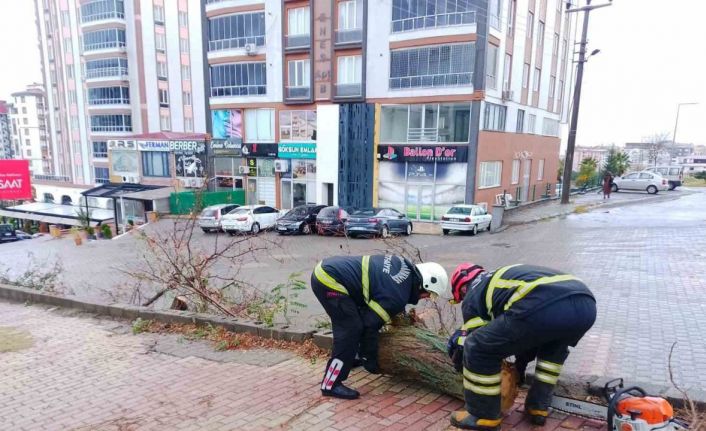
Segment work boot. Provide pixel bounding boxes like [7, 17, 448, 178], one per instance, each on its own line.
[321, 383, 360, 400]
[527, 409, 548, 425]
[449, 410, 502, 431]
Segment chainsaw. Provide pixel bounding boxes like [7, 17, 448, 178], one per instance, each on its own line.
[550, 378, 689, 431]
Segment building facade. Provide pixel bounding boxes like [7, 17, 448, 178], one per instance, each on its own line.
[0, 101, 12, 160]
[572, 145, 609, 172]
[8, 85, 52, 175]
[34, 0, 207, 186]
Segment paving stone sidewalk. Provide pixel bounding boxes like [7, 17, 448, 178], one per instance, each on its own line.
[0, 301, 606, 431]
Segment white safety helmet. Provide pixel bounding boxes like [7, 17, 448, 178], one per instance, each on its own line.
[415, 262, 451, 299]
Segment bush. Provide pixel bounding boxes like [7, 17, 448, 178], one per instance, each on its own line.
[87, 226, 95, 236]
[101, 224, 112, 239]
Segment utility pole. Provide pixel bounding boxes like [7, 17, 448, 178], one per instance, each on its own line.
[670, 102, 698, 165]
[560, 0, 612, 204]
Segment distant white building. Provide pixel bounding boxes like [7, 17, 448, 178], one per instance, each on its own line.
[678, 154, 706, 175]
[572, 146, 610, 171]
[10, 84, 51, 175]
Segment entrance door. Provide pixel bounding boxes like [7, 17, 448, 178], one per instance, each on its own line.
[247, 178, 257, 204]
[521, 159, 532, 202]
[405, 185, 434, 221]
[281, 180, 292, 209]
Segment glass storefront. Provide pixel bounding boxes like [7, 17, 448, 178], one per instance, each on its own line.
[246, 158, 276, 206]
[213, 157, 244, 191]
[280, 159, 316, 209]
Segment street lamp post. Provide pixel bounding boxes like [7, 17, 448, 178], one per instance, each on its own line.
[670, 102, 699, 165]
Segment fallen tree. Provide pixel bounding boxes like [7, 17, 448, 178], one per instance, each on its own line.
[378, 314, 519, 414]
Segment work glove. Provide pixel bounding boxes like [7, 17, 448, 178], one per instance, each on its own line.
[447, 329, 467, 373]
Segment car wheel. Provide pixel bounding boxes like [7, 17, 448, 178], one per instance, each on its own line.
[471, 224, 478, 236]
[442, 229, 450, 235]
[381, 225, 390, 238]
[201, 228, 209, 233]
[647, 185, 658, 194]
[669, 183, 676, 191]
[404, 223, 412, 236]
[228, 231, 235, 236]
[251, 223, 260, 234]
[301, 223, 311, 235]
[611, 184, 618, 192]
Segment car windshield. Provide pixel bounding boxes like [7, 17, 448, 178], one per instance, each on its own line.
[201, 209, 218, 217]
[229, 208, 250, 215]
[285, 207, 309, 218]
[0, 224, 12, 234]
[318, 207, 337, 217]
[448, 207, 472, 215]
[352, 208, 379, 216]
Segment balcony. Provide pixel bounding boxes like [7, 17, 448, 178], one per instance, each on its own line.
[390, 72, 473, 90]
[335, 83, 362, 98]
[85, 66, 129, 80]
[286, 86, 311, 100]
[81, 10, 125, 25]
[91, 125, 132, 132]
[335, 29, 362, 45]
[407, 128, 439, 142]
[83, 40, 126, 54]
[206, 0, 264, 14]
[285, 34, 310, 50]
[88, 98, 130, 108]
[93, 151, 108, 158]
[391, 10, 476, 33]
[33, 174, 71, 183]
[208, 36, 265, 53]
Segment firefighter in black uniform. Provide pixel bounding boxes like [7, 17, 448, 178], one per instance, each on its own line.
[312, 255, 450, 400]
[445, 263, 596, 430]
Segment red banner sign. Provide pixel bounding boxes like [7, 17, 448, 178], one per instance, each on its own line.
[0, 160, 32, 200]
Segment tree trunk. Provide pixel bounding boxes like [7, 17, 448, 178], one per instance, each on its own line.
[378, 316, 519, 414]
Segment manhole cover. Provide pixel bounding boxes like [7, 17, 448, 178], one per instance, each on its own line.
[0, 326, 34, 353]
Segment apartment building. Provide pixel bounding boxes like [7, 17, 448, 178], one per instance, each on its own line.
[0, 101, 12, 160]
[34, 0, 207, 186]
[8, 84, 52, 176]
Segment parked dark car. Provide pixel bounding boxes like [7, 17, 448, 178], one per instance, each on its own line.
[315, 206, 350, 235]
[15, 230, 32, 240]
[0, 224, 18, 243]
[276, 204, 326, 235]
[345, 208, 413, 238]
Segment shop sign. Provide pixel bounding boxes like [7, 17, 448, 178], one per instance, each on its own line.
[378, 145, 468, 163]
[0, 160, 32, 200]
[242, 143, 278, 158]
[137, 140, 206, 153]
[246, 158, 257, 176]
[107, 140, 137, 150]
[278, 142, 316, 159]
[211, 138, 242, 156]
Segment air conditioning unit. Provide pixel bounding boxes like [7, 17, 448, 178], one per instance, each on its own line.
[274, 159, 289, 173]
[501, 90, 514, 101]
[238, 165, 249, 174]
[122, 175, 139, 184]
[244, 43, 257, 56]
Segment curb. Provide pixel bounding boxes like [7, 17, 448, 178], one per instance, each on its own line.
[0, 283, 330, 348]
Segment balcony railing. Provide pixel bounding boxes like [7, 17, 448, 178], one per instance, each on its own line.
[390, 72, 472, 90]
[81, 11, 125, 24]
[210, 85, 266, 97]
[88, 97, 130, 105]
[335, 83, 362, 98]
[93, 152, 108, 158]
[91, 125, 132, 132]
[95, 178, 110, 184]
[286, 86, 311, 100]
[85, 66, 128, 79]
[392, 11, 476, 33]
[335, 28, 362, 44]
[83, 40, 126, 52]
[407, 128, 439, 142]
[285, 34, 310, 49]
[33, 174, 71, 182]
[208, 36, 265, 52]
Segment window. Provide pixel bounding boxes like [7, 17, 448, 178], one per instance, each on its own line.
[92, 141, 108, 158]
[159, 89, 169, 107]
[155, 33, 166, 52]
[549, 75, 556, 98]
[526, 12, 534, 38]
[507, 0, 515, 35]
[553, 33, 560, 55]
[537, 21, 545, 45]
[23, 118, 29, 125]
[90, 114, 131, 132]
[288, 7, 310, 36]
[181, 65, 191, 80]
[483, 103, 507, 131]
[180, 38, 189, 53]
[87, 86, 129, 104]
[160, 113, 171, 130]
[479, 161, 502, 188]
[210, 63, 267, 96]
[279, 111, 316, 141]
[533, 67, 541, 92]
[542, 118, 559, 136]
[142, 151, 170, 177]
[25, 139, 30, 145]
[94, 167, 110, 184]
[339, 0, 361, 30]
[287, 60, 311, 99]
[486, 44, 499, 89]
[24, 129, 29, 136]
[390, 43, 475, 89]
[502, 53, 512, 91]
[537, 159, 545, 180]
[527, 114, 536, 134]
[489, 0, 501, 30]
[153, 5, 165, 24]
[245, 109, 275, 142]
[381, 103, 471, 143]
[80, 0, 124, 23]
[184, 117, 193, 132]
[61, 10, 70, 26]
[522, 63, 530, 88]
[22, 107, 28, 114]
[66, 65, 74, 79]
[182, 91, 192, 105]
[82, 28, 126, 51]
[208, 12, 266, 51]
[85, 58, 128, 78]
[68, 90, 77, 104]
[178, 11, 188, 27]
[26, 149, 32, 157]
[392, 0, 475, 32]
[157, 61, 168, 79]
[511, 159, 520, 184]
[337, 55, 362, 96]
[558, 79, 564, 101]
[71, 115, 79, 129]
[64, 37, 73, 55]
[516, 109, 525, 133]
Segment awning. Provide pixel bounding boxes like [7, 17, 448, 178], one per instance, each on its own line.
[120, 186, 175, 201]
[0, 205, 113, 227]
[82, 183, 167, 199]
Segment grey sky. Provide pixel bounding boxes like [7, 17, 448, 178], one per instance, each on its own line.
[0, 0, 704, 147]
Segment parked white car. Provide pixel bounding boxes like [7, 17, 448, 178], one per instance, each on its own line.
[440, 205, 492, 235]
[612, 171, 669, 194]
[197, 204, 240, 233]
[220, 205, 281, 235]
[644, 166, 684, 190]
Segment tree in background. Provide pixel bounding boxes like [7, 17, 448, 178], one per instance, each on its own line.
[576, 157, 599, 188]
[557, 157, 565, 181]
[694, 171, 706, 183]
[643, 131, 671, 167]
[604, 147, 631, 176]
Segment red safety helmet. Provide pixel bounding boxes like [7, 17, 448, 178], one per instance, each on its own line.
[450, 263, 485, 304]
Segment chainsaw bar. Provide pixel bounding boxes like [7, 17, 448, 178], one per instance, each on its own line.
[550, 395, 608, 421]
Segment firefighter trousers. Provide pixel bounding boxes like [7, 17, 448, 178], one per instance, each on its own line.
[311, 275, 363, 389]
[462, 295, 597, 419]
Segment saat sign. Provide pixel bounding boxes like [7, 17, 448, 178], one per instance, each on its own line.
[0, 160, 32, 200]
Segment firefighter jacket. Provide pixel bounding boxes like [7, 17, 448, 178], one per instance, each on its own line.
[460, 264, 595, 332]
[315, 255, 423, 328]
